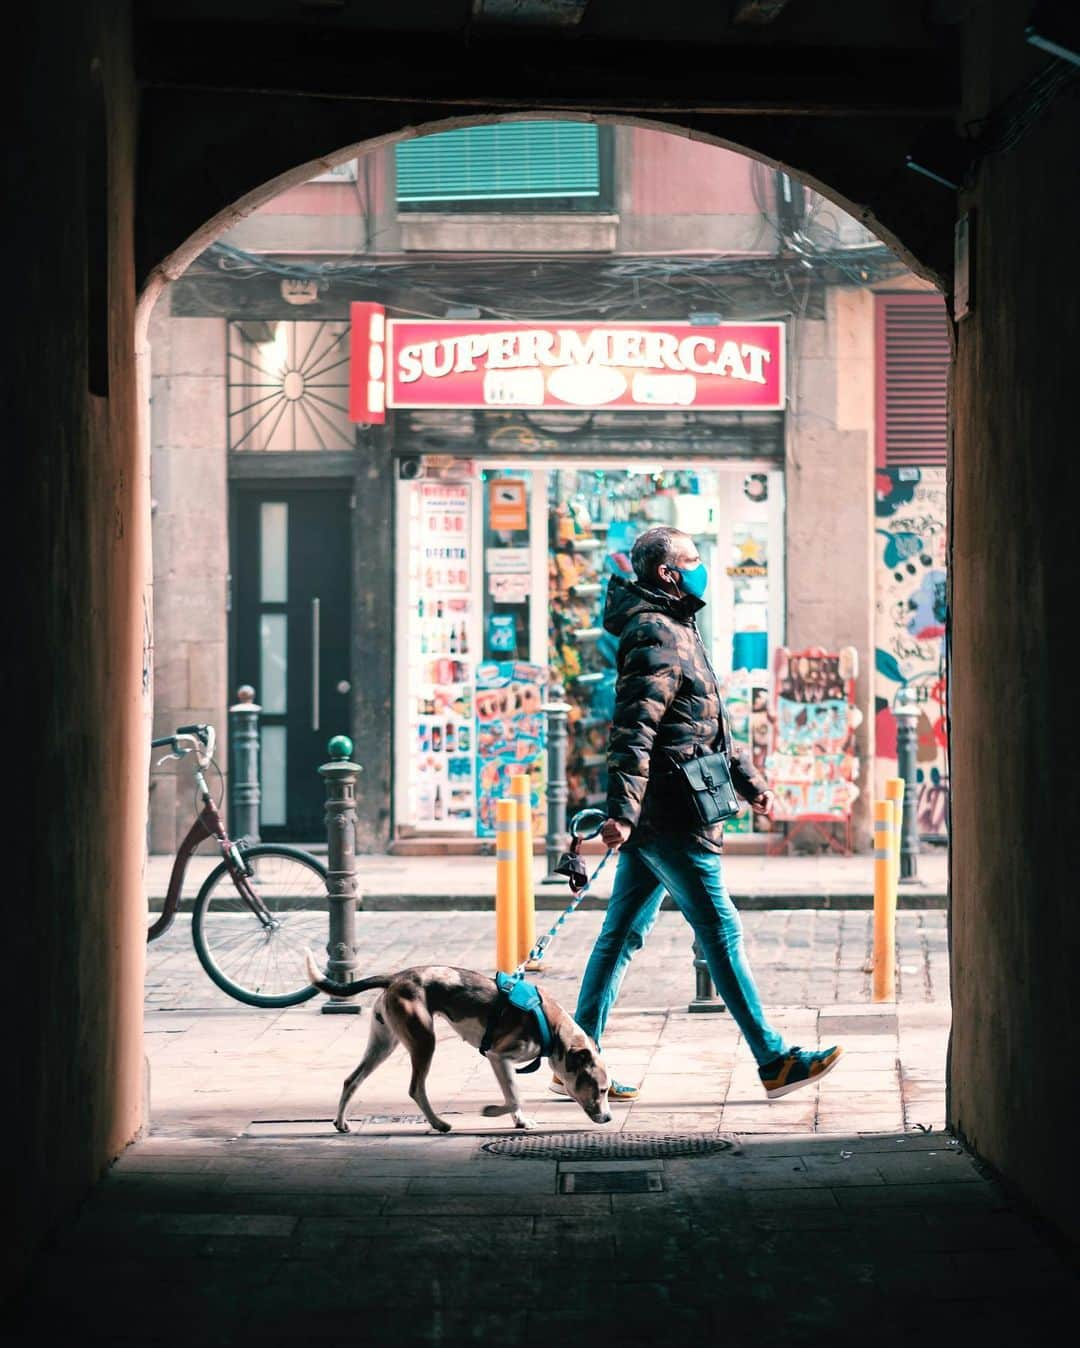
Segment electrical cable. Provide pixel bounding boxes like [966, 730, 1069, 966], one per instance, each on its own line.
[201, 236, 906, 327]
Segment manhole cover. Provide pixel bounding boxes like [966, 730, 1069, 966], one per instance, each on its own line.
[482, 1131, 740, 1160]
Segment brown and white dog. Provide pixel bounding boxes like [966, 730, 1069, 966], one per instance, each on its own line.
[304, 953, 612, 1133]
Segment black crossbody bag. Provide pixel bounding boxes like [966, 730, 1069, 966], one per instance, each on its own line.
[670, 626, 741, 826]
[673, 748, 742, 826]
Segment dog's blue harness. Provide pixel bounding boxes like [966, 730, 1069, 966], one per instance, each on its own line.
[479, 971, 554, 1074]
[479, 811, 614, 1076]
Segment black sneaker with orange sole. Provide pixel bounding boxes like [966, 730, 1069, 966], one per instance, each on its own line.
[759, 1045, 844, 1100]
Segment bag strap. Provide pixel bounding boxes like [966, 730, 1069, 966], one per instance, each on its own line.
[690, 619, 731, 757]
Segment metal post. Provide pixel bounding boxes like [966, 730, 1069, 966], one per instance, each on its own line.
[688, 938, 726, 1013]
[228, 685, 261, 844]
[540, 681, 573, 883]
[894, 693, 922, 883]
[318, 734, 362, 1014]
[873, 798, 897, 1001]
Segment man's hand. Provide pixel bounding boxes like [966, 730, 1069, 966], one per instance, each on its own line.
[601, 818, 633, 849]
[750, 790, 775, 817]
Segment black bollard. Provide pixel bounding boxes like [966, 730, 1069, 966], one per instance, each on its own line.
[319, 735, 363, 1014]
[894, 692, 922, 883]
[228, 685, 261, 844]
[688, 938, 726, 1013]
[540, 682, 573, 883]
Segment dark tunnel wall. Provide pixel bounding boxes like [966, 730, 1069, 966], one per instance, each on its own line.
[948, 1, 1080, 1240]
[9, 1, 146, 1305]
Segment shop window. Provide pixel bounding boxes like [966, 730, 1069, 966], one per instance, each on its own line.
[875, 294, 950, 469]
[395, 122, 612, 213]
[396, 461, 783, 839]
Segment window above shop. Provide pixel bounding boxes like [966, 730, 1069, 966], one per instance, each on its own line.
[875, 294, 950, 469]
[395, 122, 613, 214]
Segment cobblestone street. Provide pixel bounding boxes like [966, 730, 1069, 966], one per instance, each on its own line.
[146, 908, 950, 1014]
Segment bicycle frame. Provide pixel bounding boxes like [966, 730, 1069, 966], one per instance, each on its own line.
[147, 754, 274, 944]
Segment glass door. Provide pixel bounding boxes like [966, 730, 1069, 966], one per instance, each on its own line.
[232, 486, 353, 840]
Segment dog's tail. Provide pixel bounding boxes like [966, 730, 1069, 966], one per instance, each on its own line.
[303, 949, 393, 998]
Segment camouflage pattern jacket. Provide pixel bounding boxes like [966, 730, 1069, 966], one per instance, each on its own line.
[603, 575, 769, 853]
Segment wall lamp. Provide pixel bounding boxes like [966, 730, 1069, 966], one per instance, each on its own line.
[1025, 2, 1080, 66]
[905, 155, 963, 190]
[689, 311, 723, 325]
[904, 129, 971, 191]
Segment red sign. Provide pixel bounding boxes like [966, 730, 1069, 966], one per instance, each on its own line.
[349, 302, 387, 424]
[350, 305, 784, 421]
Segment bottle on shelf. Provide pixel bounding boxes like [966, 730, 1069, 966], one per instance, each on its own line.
[433, 784, 444, 820]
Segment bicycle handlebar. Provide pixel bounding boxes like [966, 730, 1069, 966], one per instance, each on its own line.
[151, 724, 216, 764]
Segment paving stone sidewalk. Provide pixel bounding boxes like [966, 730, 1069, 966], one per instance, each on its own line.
[144, 908, 949, 1139]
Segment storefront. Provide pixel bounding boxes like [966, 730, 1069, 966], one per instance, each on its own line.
[351, 306, 788, 845]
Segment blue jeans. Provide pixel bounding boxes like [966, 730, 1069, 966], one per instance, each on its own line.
[574, 840, 787, 1067]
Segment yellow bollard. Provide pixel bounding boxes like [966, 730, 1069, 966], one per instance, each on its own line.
[510, 773, 537, 967]
[495, 798, 518, 974]
[872, 798, 896, 1002]
[885, 776, 905, 902]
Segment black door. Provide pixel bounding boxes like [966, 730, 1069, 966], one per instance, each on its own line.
[232, 486, 352, 841]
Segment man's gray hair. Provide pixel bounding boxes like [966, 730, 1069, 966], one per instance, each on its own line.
[631, 526, 687, 582]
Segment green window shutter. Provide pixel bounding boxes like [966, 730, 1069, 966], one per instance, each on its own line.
[396, 122, 600, 204]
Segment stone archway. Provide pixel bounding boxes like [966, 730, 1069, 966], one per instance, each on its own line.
[13, 5, 1079, 1307]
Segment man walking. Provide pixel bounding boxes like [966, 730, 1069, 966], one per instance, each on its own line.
[552, 525, 842, 1104]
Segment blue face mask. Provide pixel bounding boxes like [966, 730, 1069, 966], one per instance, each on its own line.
[675, 562, 709, 599]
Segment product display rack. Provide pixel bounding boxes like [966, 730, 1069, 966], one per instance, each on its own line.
[402, 480, 478, 830]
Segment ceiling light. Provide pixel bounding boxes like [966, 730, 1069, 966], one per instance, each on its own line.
[1025, 2, 1080, 66]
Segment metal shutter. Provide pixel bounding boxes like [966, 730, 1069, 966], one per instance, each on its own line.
[875, 294, 950, 468]
[395, 122, 600, 204]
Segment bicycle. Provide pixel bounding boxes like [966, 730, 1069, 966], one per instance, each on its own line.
[147, 723, 328, 1007]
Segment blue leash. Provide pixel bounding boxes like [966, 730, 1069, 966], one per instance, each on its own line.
[483, 816, 615, 1072]
[511, 846, 615, 978]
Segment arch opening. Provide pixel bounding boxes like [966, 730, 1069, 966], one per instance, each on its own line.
[141, 113, 951, 1152]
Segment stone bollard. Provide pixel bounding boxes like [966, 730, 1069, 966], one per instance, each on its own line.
[894, 691, 921, 883]
[540, 681, 573, 883]
[229, 685, 261, 844]
[318, 734, 362, 1014]
[688, 938, 726, 1013]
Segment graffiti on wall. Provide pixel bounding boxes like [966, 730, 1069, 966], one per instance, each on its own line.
[766, 647, 862, 823]
[874, 467, 949, 838]
[720, 671, 772, 834]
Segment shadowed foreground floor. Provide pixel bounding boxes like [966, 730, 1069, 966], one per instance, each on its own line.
[5, 1126, 1077, 1346]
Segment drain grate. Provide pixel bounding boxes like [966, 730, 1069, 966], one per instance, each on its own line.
[482, 1131, 740, 1160]
[244, 1114, 425, 1136]
[559, 1170, 664, 1194]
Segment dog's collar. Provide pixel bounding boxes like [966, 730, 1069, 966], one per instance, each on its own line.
[479, 972, 554, 1073]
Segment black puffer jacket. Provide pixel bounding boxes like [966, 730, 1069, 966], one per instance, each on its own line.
[603, 575, 769, 853]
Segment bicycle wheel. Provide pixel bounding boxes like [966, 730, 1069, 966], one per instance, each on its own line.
[192, 844, 330, 1007]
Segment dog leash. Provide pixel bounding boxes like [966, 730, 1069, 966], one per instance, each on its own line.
[480, 811, 614, 1075]
[510, 844, 614, 979]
